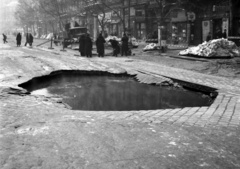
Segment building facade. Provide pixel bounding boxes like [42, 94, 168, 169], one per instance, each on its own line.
[66, 0, 239, 45]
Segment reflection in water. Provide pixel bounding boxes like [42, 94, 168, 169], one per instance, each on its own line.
[25, 74, 212, 111]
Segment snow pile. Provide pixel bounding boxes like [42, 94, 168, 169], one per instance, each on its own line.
[105, 36, 139, 48]
[105, 36, 121, 46]
[143, 43, 158, 51]
[179, 39, 240, 57]
[131, 37, 139, 48]
[105, 36, 121, 42]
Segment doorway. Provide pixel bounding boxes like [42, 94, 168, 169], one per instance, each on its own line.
[212, 19, 222, 39]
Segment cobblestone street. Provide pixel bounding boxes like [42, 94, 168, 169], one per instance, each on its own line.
[1, 39, 240, 169]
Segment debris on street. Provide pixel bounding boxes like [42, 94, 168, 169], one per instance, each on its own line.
[179, 39, 240, 57]
[105, 36, 139, 48]
[143, 43, 159, 51]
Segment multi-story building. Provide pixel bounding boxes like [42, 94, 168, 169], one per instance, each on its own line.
[67, 0, 240, 45]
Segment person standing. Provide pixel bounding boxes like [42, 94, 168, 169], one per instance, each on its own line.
[79, 34, 86, 56]
[121, 33, 129, 56]
[16, 33, 22, 47]
[2, 33, 8, 43]
[96, 33, 106, 57]
[25, 33, 34, 47]
[29, 33, 33, 47]
[85, 33, 92, 58]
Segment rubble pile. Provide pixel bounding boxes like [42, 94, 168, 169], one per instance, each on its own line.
[179, 39, 240, 57]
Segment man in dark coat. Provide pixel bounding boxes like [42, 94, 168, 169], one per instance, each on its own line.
[96, 33, 106, 57]
[2, 34, 8, 43]
[121, 33, 129, 56]
[25, 33, 33, 47]
[16, 33, 22, 47]
[29, 33, 33, 46]
[85, 33, 93, 58]
[79, 34, 86, 56]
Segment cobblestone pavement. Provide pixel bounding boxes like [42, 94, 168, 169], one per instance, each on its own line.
[1, 42, 240, 128]
[1, 41, 240, 169]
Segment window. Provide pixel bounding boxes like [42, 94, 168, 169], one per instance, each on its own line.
[135, 9, 145, 17]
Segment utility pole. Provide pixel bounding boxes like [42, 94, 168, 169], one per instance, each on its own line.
[122, 0, 125, 34]
[128, 0, 130, 34]
[158, 1, 163, 49]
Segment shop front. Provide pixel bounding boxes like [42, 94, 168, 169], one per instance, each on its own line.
[199, 0, 230, 42]
[134, 5, 147, 39]
[166, 9, 190, 46]
[135, 22, 146, 39]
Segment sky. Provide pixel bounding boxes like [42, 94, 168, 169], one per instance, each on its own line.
[0, 0, 18, 33]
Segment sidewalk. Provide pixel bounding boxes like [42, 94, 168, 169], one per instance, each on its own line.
[1, 42, 240, 169]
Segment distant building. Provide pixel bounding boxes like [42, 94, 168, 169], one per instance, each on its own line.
[63, 0, 240, 45]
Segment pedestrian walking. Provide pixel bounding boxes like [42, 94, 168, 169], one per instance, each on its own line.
[121, 33, 129, 56]
[96, 33, 106, 57]
[25, 33, 34, 47]
[85, 33, 92, 58]
[16, 33, 22, 47]
[29, 33, 33, 47]
[79, 34, 86, 56]
[2, 33, 8, 43]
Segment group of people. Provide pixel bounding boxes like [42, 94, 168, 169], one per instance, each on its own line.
[109, 33, 130, 57]
[78, 33, 93, 57]
[2, 33, 34, 47]
[78, 32, 130, 58]
[24, 33, 34, 47]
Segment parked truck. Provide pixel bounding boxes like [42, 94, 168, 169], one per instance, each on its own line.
[63, 27, 88, 49]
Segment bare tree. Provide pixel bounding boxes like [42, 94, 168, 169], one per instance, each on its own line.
[82, 0, 125, 36]
[37, 0, 68, 32]
[15, 0, 37, 32]
[100, 0, 125, 33]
